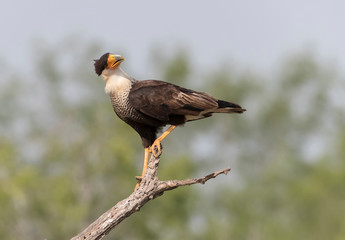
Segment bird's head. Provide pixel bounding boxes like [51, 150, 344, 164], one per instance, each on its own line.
[94, 53, 125, 76]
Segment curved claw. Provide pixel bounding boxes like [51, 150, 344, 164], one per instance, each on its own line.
[134, 177, 141, 190]
[135, 176, 143, 190]
[135, 176, 143, 181]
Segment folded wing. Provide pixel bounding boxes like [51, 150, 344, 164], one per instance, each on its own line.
[128, 80, 219, 121]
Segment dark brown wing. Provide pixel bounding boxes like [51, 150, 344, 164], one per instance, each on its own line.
[128, 80, 218, 121]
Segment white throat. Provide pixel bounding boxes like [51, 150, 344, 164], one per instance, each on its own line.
[101, 67, 132, 95]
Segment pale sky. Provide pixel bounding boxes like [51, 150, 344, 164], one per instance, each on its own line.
[1, 0, 344, 75]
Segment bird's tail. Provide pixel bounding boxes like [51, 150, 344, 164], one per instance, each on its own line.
[214, 100, 246, 113]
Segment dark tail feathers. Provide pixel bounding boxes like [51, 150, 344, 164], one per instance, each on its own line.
[217, 100, 246, 113]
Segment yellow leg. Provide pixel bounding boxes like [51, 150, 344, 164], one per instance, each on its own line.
[135, 147, 150, 190]
[151, 125, 177, 158]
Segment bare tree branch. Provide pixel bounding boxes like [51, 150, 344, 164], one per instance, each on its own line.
[71, 154, 231, 240]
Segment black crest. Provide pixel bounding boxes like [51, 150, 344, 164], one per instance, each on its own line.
[94, 53, 110, 76]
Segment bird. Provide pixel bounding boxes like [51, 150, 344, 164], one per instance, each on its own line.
[94, 53, 245, 187]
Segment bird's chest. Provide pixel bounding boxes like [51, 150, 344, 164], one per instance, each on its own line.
[110, 91, 131, 114]
[109, 90, 149, 126]
[105, 75, 133, 117]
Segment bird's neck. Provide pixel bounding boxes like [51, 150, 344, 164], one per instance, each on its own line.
[101, 67, 134, 95]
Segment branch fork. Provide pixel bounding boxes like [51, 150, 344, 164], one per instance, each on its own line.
[71, 154, 230, 240]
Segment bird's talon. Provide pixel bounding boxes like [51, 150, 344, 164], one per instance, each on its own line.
[134, 176, 143, 190]
[135, 176, 143, 181]
[151, 142, 162, 157]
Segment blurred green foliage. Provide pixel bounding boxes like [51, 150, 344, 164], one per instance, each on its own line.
[0, 39, 344, 240]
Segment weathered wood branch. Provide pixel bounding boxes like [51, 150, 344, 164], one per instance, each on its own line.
[71, 154, 230, 240]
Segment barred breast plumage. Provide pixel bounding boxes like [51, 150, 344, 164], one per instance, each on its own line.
[109, 91, 132, 120]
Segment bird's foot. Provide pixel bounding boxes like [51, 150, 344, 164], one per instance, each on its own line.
[151, 140, 162, 158]
[150, 125, 176, 157]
